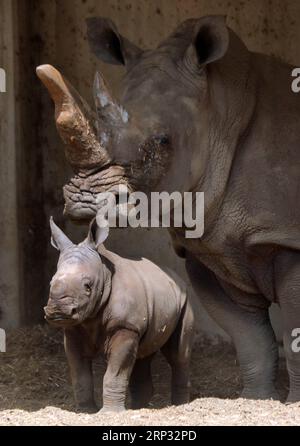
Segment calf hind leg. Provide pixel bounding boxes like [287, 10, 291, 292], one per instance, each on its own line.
[161, 300, 194, 406]
[129, 355, 154, 409]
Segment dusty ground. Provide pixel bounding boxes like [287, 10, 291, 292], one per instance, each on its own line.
[0, 325, 299, 426]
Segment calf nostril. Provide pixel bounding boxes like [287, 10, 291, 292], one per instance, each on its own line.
[71, 308, 77, 316]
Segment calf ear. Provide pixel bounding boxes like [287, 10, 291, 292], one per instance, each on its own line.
[86, 17, 142, 66]
[50, 217, 74, 252]
[185, 16, 229, 67]
[86, 217, 109, 250]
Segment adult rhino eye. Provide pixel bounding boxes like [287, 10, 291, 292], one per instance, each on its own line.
[155, 135, 170, 145]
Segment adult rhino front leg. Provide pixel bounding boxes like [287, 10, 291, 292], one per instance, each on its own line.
[186, 253, 279, 400]
[275, 250, 300, 403]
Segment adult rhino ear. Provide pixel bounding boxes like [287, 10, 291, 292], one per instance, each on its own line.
[85, 217, 109, 250]
[50, 217, 74, 252]
[86, 17, 142, 66]
[185, 16, 229, 67]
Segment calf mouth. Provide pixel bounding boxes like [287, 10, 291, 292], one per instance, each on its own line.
[44, 314, 78, 328]
[44, 306, 79, 327]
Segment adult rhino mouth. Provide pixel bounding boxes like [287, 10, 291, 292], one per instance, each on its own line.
[63, 165, 132, 221]
[63, 147, 172, 221]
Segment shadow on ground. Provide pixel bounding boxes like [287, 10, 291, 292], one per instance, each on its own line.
[0, 325, 289, 413]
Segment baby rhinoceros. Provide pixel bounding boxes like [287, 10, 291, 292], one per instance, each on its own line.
[44, 217, 194, 413]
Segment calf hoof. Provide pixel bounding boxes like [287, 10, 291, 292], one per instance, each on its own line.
[172, 395, 190, 406]
[131, 402, 147, 410]
[77, 402, 99, 414]
[131, 396, 153, 410]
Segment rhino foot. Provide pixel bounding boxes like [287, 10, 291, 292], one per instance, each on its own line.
[171, 392, 190, 406]
[241, 388, 279, 401]
[285, 392, 300, 405]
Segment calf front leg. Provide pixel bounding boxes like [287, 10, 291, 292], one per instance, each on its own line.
[102, 329, 139, 412]
[64, 328, 98, 413]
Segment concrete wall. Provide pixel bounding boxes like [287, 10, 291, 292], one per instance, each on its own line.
[0, 0, 20, 328]
[0, 0, 49, 328]
[1, 0, 300, 335]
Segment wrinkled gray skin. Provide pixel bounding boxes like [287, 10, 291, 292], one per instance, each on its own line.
[60, 15, 300, 402]
[45, 218, 194, 412]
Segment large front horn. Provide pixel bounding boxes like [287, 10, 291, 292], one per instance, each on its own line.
[36, 64, 111, 169]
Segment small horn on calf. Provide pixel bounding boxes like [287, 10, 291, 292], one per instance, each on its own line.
[36, 64, 111, 169]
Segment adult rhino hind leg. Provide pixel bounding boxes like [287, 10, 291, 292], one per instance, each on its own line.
[161, 300, 194, 406]
[129, 355, 154, 409]
[275, 250, 300, 404]
[186, 254, 279, 400]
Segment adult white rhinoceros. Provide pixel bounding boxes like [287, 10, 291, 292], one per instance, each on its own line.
[37, 15, 300, 403]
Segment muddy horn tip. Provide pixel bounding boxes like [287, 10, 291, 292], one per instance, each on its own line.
[36, 64, 71, 104]
[36, 64, 55, 80]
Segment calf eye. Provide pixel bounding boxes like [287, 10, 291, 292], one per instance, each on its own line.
[84, 284, 92, 295]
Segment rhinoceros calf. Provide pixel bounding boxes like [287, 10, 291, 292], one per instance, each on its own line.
[44, 218, 194, 412]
